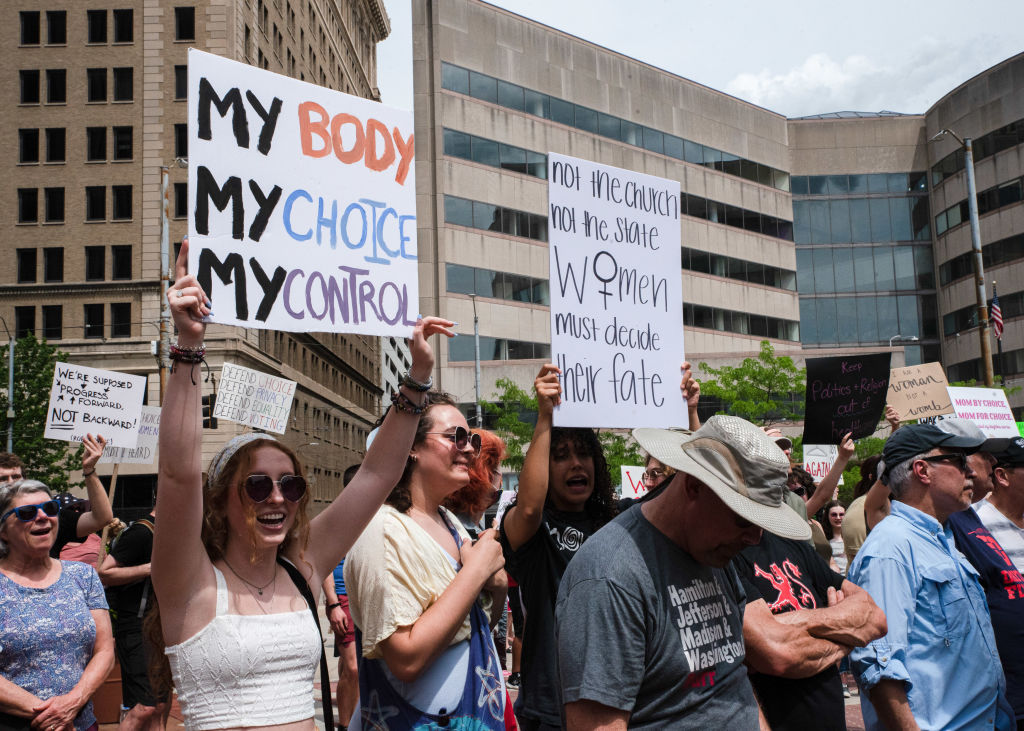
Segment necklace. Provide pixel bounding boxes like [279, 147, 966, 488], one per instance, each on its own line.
[222, 557, 277, 596]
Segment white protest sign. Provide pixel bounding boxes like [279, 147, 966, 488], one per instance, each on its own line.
[44, 364, 146, 447]
[548, 153, 685, 428]
[620, 465, 648, 500]
[187, 49, 417, 337]
[214, 362, 296, 434]
[803, 444, 843, 486]
[100, 406, 161, 465]
[947, 386, 1019, 437]
[494, 490, 517, 528]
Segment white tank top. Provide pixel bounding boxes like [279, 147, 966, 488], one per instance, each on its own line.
[164, 565, 321, 730]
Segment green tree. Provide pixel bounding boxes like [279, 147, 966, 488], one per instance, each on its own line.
[0, 335, 80, 492]
[599, 431, 644, 489]
[482, 377, 537, 473]
[699, 340, 806, 426]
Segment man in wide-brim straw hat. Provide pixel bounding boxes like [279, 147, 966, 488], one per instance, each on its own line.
[555, 415, 881, 730]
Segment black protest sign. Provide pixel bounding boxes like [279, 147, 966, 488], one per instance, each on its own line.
[803, 353, 891, 443]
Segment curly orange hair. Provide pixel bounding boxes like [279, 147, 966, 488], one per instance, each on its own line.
[444, 429, 505, 517]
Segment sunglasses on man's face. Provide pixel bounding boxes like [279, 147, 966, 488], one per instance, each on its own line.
[1, 500, 60, 523]
[918, 452, 969, 474]
[426, 426, 482, 453]
[242, 474, 307, 503]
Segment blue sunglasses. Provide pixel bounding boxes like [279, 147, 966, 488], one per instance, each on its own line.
[1, 500, 60, 524]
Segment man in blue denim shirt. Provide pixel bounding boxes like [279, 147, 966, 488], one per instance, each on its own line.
[848, 423, 1015, 730]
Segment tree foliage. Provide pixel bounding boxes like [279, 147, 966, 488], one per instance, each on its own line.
[482, 377, 538, 473]
[598, 431, 645, 489]
[0, 335, 81, 491]
[699, 341, 806, 426]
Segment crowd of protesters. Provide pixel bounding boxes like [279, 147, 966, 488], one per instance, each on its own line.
[2, 241, 1024, 730]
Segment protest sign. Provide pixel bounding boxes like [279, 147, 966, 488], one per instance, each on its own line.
[620, 465, 648, 500]
[547, 153, 685, 428]
[803, 444, 843, 486]
[187, 49, 417, 338]
[100, 406, 160, 465]
[803, 353, 891, 443]
[1018, 421, 1024, 437]
[214, 362, 296, 434]
[947, 386, 1019, 437]
[886, 362, 954, 420]
[44, 363, 146, 447]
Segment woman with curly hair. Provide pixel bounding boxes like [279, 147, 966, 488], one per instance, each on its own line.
[498, 364, 617, 731]
[151, 240, 454, 731]
[344, 394, 509, 729]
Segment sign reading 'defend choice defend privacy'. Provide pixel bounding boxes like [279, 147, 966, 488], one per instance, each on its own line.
[100, 406, 161, 464]
[44, 364, 146, 447]
[947, 386, 1019, 437]
[547, 153, 685, 429]
[214, 363, 297, 434]
[187, 49, 417, 338]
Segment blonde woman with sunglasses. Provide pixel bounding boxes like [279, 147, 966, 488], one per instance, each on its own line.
[150, 240, 453, 731]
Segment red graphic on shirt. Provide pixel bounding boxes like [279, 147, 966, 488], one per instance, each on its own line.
[683, 670, 716, 689]
[969, 528, 1013, 567]
[753, 559, 816, 612]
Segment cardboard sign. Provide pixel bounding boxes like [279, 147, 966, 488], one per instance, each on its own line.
[803, 444, 843, 486]
[214, 363, 296, 434]
[187, 49, 417, 337]
[886, 362, 954, 420]
[803, 353, 891, 443]
[620, 465, 648, 500]
[44, 364, 146, 447]
[100, 406, 161, 465]
[947, 386, 1019, 437]
[547, 153, 685, 428]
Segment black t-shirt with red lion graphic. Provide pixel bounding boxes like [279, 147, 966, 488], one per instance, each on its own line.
[731, 532, 846, 731]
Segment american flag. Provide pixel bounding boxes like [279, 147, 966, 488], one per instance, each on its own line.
[991, 286, 1003, 340]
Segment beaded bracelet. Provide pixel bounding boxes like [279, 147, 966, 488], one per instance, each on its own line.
[400, 371, 433, 392]
[82, 468, 96, 477]
[390, 389, 429, 415]
[169, 343, 206, 363]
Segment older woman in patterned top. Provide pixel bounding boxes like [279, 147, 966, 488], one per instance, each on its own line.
[0, 480, 115, 731]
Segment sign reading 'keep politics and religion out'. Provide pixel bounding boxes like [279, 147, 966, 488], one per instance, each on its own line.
[187, 49, 417, 338]
[547, 153, 686, 429]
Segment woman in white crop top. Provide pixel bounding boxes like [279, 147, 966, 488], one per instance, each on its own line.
[150, 240, 453, 731]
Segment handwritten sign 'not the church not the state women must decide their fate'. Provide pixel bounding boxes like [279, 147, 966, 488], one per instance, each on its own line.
[187, 49, 417, 338]
[548, 153, 685, 429]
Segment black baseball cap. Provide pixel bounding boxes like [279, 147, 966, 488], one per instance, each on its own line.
[993, 437, 1024, 466]
[881, 423, 985, 485]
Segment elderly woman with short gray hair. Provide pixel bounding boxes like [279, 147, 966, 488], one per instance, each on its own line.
[0, 480, 114, 731]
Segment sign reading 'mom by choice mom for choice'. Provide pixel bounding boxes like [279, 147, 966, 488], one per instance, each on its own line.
[187, 50, 417, 338]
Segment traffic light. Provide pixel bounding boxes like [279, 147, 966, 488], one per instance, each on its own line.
[202, 394, 218, 429]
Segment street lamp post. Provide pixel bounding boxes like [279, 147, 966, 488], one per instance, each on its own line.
[1, 318, 14, 452]
[469, 294, 482, 428]
[931, 129, 994, 386]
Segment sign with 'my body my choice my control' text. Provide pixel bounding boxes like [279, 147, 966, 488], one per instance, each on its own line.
[547, 153, 685, 429]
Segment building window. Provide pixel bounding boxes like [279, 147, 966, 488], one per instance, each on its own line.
[113, 9, 133, 43]
[87, 9, 107, 43]
[20, 70, 40, 104]
[111, 246, 132, 280]
[174, 124, 187, 157]
[16, 249, 37, 283]
[43, 248, 64, 282]
[85, 247, 106, 281]
[17, 189, 38, 223]
[174, 65, 187, 99]
[112, 186, 132, 219]
[86, 127, 106, 161]
[86, 69, 107, 102]
[85, 187, 106, 220]
[19, 129, 39, 164]
[45, 128, 65, 163]
[46, 11, 67, 45]
[110, 303, 131, 338]
[84, 304, 104, 338]
[175, 7, 196, 41]
[42, 306, 62, 340]
[112, 127, 133, 160]
[14, 307, 35, 339]
[46, 69, 66, 104]
[44, 188, 64, 223]
[112, 68, 133, 101]
[21, 11, 41, 45]
[174, 183, 188, 218]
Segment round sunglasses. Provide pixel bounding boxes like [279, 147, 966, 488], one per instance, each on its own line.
[242, 474, 307, 503]
[1, 500, 60, 524]
[425, 426, 482, 453]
